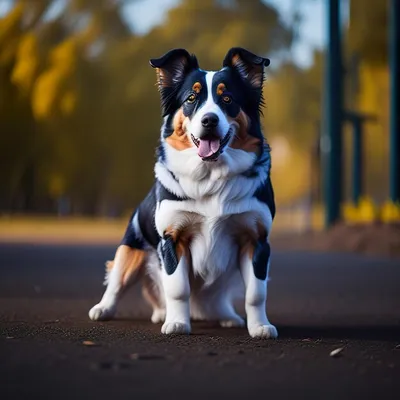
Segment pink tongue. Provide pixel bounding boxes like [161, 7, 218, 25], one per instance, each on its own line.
[198, 139, 220, 158]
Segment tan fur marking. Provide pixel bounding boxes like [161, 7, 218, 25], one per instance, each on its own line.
[108, 245, 146, 286]
[155, 68, 166, 88]
[164, 226, 187, 260]
[232, 54, 241, 67]
[216, 83, 226, 96]
[192, 82, 202, 93]
[230, 110, 261, 155]
[105, 260, 114, 273]
[239, 221, 268, 259]
[164, 219, 201, 260]
[165, 108, 192, 151]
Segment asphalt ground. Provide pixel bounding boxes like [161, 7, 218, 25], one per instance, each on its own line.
[0, 242, 399, 400]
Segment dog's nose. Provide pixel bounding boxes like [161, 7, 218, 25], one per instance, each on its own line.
[201, 113, 219, 129]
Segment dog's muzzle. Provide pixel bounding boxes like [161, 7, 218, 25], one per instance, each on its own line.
[191, 127, 232, 162]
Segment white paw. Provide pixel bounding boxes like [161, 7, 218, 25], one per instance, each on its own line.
[248, 324, 278, 339]
[161, 321, 191, 335]
[220, 316, 245, 328]
[88, 304, 116, 321]
[151, 309, 166, 324]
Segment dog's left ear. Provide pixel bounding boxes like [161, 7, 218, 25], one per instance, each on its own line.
[150, 48, 199, 89]
[223, 47, 270, 89]
[150, 49, 199, 115]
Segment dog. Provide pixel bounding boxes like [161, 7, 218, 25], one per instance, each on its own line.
[89, 47, 277, 339]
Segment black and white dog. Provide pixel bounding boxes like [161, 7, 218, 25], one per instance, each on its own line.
[89, 47, 277, 339]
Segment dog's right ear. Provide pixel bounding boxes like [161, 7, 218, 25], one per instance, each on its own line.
[150, 49, 199, 116]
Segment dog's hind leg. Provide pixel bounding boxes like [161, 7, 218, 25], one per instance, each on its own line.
[142, 252, 166, 323]
[142, 277, 166, 324]
[89, 245, 146, 321]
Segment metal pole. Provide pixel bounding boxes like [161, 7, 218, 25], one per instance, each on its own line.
[389, 0, 400, 203]
[323, 0, 343, 228]
[352, 118, 363, 204]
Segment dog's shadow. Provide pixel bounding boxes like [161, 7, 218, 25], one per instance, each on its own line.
[189, 321, 400, 341]
[263, 325, 400, 342]
[112, 318, 400, 341]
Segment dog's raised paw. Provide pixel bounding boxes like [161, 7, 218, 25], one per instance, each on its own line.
[88, 304, 115, 321]
[248, 324, 278, 339]
[161, 322, 191, 335]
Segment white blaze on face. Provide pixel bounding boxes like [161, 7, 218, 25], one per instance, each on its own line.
[187, 71, 230, 158]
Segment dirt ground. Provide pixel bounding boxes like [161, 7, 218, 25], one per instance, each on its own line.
[1, 242, 399, 400]
[272, 222, 400, 259]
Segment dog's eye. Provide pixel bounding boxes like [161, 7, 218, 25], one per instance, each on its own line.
[186, 94, 196, 103]
[222, 95, 232, 104]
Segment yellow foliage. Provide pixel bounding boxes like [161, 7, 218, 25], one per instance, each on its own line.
[342, 202, 359, 224]
[357, 197, 379, 223]
[343, 197, 379, 224]
[60, 91, 76, 115]
[11, 33, 39, 93]
[32, 38, 78, 119]
[380, 201, 400, 223]
[49, 38, 78, 72]
[33, 69, 62, 119]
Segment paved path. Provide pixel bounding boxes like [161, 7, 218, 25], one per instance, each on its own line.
[0, 243, 399, 400]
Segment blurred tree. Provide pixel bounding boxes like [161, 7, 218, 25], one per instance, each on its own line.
[0, 0, 293, 215]
[345, 0, 390, 202]
[262, 50, 323, 205]
[347, 0, 388, 66]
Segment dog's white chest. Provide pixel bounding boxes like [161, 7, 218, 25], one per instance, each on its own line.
[190, 215, 237, 283]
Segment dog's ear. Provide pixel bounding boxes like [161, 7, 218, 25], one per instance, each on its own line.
[223, 47, 270, 89]
[150, 49, 199, 115]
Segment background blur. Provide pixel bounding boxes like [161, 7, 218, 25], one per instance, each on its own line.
[0, 0, 391, 233]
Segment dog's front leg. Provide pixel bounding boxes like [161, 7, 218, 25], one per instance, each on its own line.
[159, 236, 191, 335]
[240, 240, 278, 339]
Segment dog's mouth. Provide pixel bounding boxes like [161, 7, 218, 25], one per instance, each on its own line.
[191, 129, 232, 162]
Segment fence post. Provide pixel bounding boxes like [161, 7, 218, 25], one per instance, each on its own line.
[389, 0, 400, 203]
[323, 0, 343, 228]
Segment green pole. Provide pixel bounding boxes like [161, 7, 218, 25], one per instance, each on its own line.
[323, 0, 343, 228]
[389, 0, 400, 203]
[351, 118, 363, 205]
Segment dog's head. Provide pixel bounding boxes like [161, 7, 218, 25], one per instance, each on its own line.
[150, 48, 269, 165]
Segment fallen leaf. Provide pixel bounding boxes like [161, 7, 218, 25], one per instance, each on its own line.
[330, 347, 344, 357]
[82, 340, 99, 347]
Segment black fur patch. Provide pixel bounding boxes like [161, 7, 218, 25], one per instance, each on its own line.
[254, 177, 275, 221]
[179, 70, 207, 118]
[120, 211, 145, 249]
[252, 240, 270, 280]
[137, 185, 159, 248]
[161, 234, 178, 275]
[157, 179, 189, 202]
